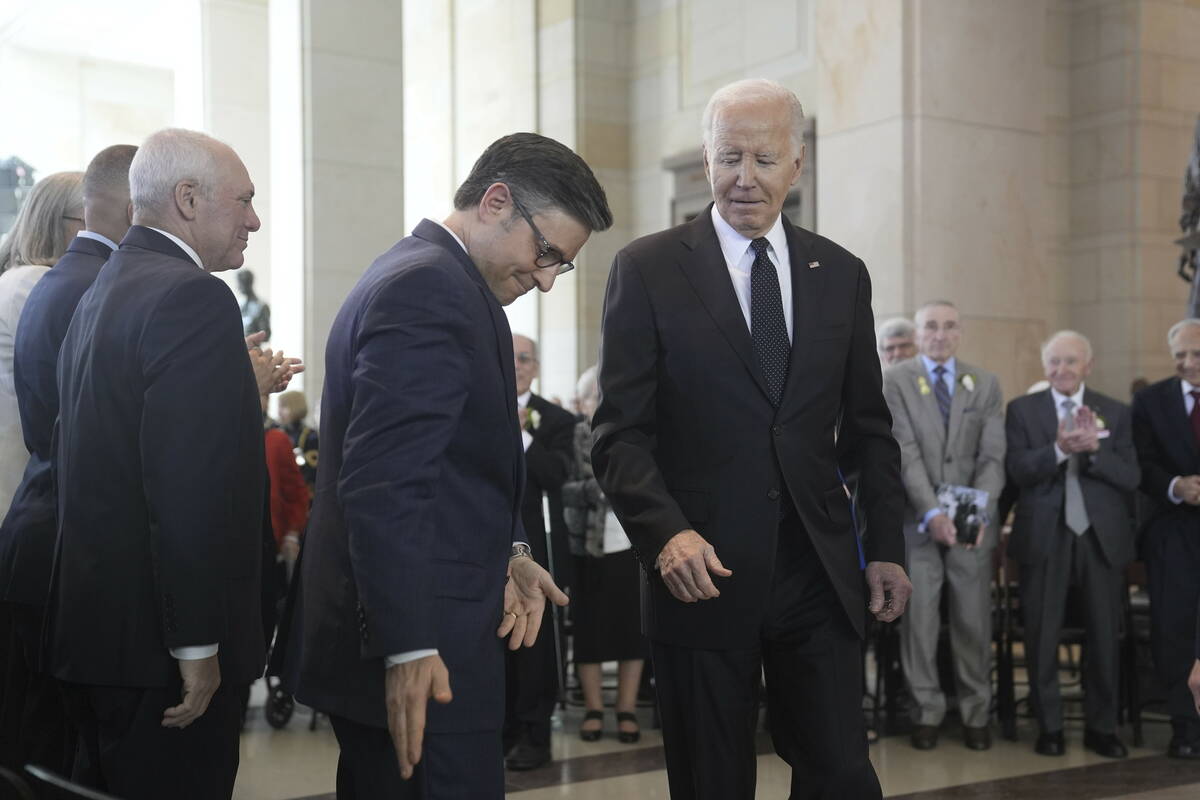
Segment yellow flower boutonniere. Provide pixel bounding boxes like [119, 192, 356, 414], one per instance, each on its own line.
[1090, 408, 1107, 430]
[918, 375, 931, 396]
[961, 374, 976, 393]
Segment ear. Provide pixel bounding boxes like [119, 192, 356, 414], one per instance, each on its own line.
[701, 144, 712, 183]
[126, 201, 134, 226]
[789, 142, 806, 187]
[175, 180, 200, 221]
[477, 182, 512, 223]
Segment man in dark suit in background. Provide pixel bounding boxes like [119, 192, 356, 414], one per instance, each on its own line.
[283, 133, 611, 798]
[0, 143, 135, 776]
[504, 332, 577, 771]
[1006, 331, 1138, 759]
[1133, 318, 1200, 758]
[592, 78, 911, 800]
[50, 129, 269, 799]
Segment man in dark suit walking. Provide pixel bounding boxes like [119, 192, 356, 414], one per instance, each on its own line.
[504, 332, 578, 771]
[282, 133, 611, 798]
[592, 79, 911, 800]
[0, 144, 135, 776]
[50, 129, 268, 799]
[1006, 331, 1138, 758]
[1133, 318, 1200, 758]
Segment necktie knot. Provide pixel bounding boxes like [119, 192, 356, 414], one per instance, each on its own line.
[750, 237, 770, 256]
[1062, 398, 1076, 413]
[1191, 390, 1200, 402]
[933, 365, 946, 378]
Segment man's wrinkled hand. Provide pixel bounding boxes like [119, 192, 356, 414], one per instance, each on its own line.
[927, 513, 957, 547]
[386, 655, 452, 780]
[656, 529, 732, 603]
[1189, 659, 1200, 716]
[498, 556, 568, 650]
[866, 561, 912, 623]
[162, 654, 220, 729]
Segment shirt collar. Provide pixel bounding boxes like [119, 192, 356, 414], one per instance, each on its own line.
[434, 220, 469, 254]
[710, 205, 786, 270]
[517, 391, 531, 409]
[1051, 383, 1086, 410]
[76, 230, 118, 250]
[145, 227, 204, 270]
[920, 354, 956, 380]
[1182, 378, 1199, 397]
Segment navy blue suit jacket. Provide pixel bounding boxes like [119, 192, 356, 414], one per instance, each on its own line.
[283, 219, 525, 732]
[48, 226, 265, 688]
[0, 235, 112, 606]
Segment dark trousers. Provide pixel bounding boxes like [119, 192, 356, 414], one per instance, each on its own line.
[62, 677, 242, 800]
[503, 602, 559, 749]
[652, 519, 880, 800]
[1145, 523, 1200, 737]
[1018, 526, 1123, 734]
[0, 602, 74, 775]
[329, 713, 503, 800]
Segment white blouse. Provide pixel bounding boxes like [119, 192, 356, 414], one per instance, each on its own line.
[0, 264, 50, 514]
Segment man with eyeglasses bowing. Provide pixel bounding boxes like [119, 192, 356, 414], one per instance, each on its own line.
[281, 133, 612, 798]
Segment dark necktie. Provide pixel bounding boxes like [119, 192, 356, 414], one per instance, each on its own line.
[750, 238, 790, 407]
[1190, 390, 1200, 447]
[932, 365, 951, 428]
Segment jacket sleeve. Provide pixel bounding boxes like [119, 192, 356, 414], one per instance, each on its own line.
[337, 266, 473, 659]
[836, 263, 905, 567]
[140, 276, 257, 650]
[592, 250, 691, 570]
[1133, 389, 1177, 502]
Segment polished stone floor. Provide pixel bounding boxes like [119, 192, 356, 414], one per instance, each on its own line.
[230, 678, 1200, 799]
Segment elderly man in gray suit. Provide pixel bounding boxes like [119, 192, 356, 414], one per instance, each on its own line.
[882, 299, 1006, 752]
[1006, 331, 1137, 759]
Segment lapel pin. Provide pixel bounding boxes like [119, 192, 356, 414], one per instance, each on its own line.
[808, 261, 820, 269]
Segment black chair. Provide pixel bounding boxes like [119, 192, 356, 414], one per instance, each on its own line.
[23, 766, 123, 800]
[0, 766, 36, 800]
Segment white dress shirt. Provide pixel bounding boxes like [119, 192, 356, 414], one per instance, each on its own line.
[518, 390, 533, 451]
[146, 226, 204, 270]
[710, 205, 793, 341]
[1051, 384, 1087, 464]
[1168, 379, 1200, 504]
[0, 265, 49, 517]
[77, 229, 118, 250]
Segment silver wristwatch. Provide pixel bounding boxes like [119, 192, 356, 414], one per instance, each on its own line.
[510, 542, 533, 561]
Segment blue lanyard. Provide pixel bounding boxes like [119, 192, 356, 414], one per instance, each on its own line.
[836, 466, 867, 570]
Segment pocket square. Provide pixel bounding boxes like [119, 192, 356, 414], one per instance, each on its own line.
[808, 261, 820, 269]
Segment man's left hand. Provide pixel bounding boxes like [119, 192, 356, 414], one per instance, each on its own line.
[1189, 658, 1200, 715]
[498, 555, 569, 650]
[866, 561, 912, 623]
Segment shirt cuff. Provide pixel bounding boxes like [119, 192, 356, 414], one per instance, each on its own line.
[1169, 476, 1186, 505]
[385, 649, 439, 668]
[170, 644, 219, 660]
[521, 430, 533, 452]
[918, 507, 942, 533]
[1054, 443, 1070, 464]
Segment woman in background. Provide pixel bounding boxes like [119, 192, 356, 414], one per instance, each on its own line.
[276, 390, 319, 496]
[562, 365, 645, 744]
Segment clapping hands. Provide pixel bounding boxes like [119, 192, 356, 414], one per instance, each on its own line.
[1057, 405, 1101, 455]
[245, 331, 305, 395]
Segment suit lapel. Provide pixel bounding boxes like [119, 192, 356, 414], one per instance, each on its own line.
[678, 207, 772, 404]
[1035, 389, 1059, 445]
[778, 220, 824, 407]
[946, 363, 969, 447]
[1163, 378, 1199, 466]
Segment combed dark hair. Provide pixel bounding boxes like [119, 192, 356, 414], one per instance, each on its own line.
[453, 133, 613, 232]
[83, 144, 138, 204]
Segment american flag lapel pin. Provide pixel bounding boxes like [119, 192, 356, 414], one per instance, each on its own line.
[808, 260, 821, 269]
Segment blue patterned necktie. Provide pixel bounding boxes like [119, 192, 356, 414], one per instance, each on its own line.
[933, 365, 951, 428]
[750, 238, 790, 407]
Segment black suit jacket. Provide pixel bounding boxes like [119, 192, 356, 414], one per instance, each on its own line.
[282, 220, 525, 732]
[0, 235, 111, 607]
[1132, 377, 1200, 537]
[592, 206, 904, 647]
[48, 226, 265, 688]
[1005, 388, 1139, 567]
[521, 393, 575, 580]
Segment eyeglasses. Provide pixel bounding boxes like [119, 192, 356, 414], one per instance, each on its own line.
[510, 195, 575, 275]
[62, 215, 83, 223]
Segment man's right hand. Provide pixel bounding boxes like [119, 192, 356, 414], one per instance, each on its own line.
[386, 654, 453, 780]
[656, 529, 732, 603]
[1177, 475, 1200, 505]
[928, 513, 958, 547]
[162, 654, 221, 729]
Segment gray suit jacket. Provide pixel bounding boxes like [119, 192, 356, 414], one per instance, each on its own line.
[882, 357, 1006, 545]
[1005, 388, 1139, 567]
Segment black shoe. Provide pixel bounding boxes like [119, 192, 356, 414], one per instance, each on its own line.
[1083, 729, 1127, 759]
[1168, 737, 1200, 759]
[963, 725, 992, 751]
[616, 711, 640, 744]
[505, 741, 551, 771]
[579, 710, 603, 742]
[911, 725, 938, 750]
[1035, 730, 1065, 756]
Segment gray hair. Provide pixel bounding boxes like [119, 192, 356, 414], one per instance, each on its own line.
[0, 171, 83, 273]
[129, 128, 226, 216]
[876, 317, 916, 348]
[576, 365, 599, 404]
[701, 78, 806, 153]
[1167, 318, 1200, 350]
[1041, 330, 1093, 363]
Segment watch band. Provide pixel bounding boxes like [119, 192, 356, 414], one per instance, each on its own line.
[510, 542, 533, 560]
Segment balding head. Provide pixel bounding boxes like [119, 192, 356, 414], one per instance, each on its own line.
[1041, 330, 1093, 397]
[83, 144, 137, 245]
[129, 128, 259, 271]
[701, 78, 806, 153]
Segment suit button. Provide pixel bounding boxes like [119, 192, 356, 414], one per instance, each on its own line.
[772, 426, 781, 436]
[945, 456, 953, 464]
[768, 488, 781, 500]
